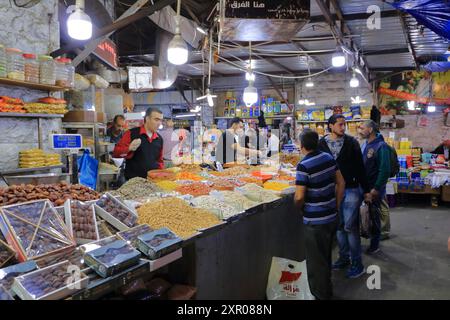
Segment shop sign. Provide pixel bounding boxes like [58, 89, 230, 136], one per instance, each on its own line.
[51, 134, 83, 150]
[225, 0, 310, 20]
[93, 39, 118, 70]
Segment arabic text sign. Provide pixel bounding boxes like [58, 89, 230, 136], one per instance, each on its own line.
[93, 39, 118, 70]
[225, 0, 310, 20]
[51, 134, 83, 150]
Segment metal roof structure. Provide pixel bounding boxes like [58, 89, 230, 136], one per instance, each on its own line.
[114, 0, 450, 86]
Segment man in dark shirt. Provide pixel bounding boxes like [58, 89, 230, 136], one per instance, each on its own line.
[107, 115, 125, 144]
[318, 114, 370, 278]
[294, 129, 345, 300]
[215, 117, 261, 165]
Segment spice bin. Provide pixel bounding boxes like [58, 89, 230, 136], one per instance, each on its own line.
[12, 260, 89, 300]
[83, 239, 141, 278]
[38, 55, 55, 85]
[6, 48, 25, 81]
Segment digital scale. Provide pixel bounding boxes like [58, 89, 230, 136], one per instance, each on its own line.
[50, 134, 83, 184]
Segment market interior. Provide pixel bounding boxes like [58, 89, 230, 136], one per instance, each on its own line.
[0, 0, 449, 301]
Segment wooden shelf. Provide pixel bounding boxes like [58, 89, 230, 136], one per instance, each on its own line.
[2, 165, 64, 175]
[0, 112, 64, 118]
[0, 77, 69, 92]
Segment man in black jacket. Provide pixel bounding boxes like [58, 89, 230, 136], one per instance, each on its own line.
[318, 114, 371, 278]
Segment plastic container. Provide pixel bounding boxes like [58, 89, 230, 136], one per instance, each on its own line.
[23, 53, 39, 83]
[0, 45, 6, 78]
[6, 48, 24, 81]
[39, 55, 55, 85]
[64, 58, 75, 88]
[55, 58, 68, 87]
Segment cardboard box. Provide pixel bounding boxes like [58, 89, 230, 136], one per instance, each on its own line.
[63, 110, 96, 123]
[137, 228, 182, 260]
[79, 235, 121, 254]
[442, 185, 450, 202]
[117, 224, 153, 248]
[12, 261, 88, 300]
[0, 261, 37, 294]
[94, 193, 138, 231]
[83, 239, 141, 278]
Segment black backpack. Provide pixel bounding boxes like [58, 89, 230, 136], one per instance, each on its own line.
[387, 145, 400, 177]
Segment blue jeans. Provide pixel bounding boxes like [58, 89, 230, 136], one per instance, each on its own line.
[337, 188, 363, 265]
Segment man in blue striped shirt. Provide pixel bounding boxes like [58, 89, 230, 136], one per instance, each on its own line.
[295, 129, 345, 300]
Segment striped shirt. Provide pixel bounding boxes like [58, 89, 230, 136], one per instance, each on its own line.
[296, 150, 338, 225]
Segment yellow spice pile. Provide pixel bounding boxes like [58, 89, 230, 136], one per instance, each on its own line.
[137, 197, 220, 239]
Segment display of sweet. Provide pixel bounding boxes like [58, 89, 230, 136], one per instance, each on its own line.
[117, 224, 154, 247]
[96, 194, 138, 228]
[0, 261, 37, 292]
[1, 200, 75, 261]
[137, 227, 182, 260]
[0, 182, 99, 207]
[68, 201, 99, 241]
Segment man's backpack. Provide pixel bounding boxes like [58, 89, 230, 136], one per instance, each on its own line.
[387, 145, 400, 177]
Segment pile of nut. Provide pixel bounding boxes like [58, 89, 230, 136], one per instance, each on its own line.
[112, 177, 162, 200]
[0, 182, 99, 206]
[137, 197, 221, 239]
[19, 263, 78, 298]
[70, 201, 98, 241]
[96, 195, 138, 228]
[191, 196, 241, 220]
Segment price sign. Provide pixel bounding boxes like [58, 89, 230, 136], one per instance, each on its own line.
[51, 134, 83, 150]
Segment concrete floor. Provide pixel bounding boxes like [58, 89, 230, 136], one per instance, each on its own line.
[333, 205, 450, 300]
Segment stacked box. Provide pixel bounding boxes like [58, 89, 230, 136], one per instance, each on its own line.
[137, 228, 182, 260]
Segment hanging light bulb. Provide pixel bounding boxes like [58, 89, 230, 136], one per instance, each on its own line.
[427, 105, 436, 113]
[245, 70, 255, 82]
[350, 73, 360, 88]
[407, 101, 415, 110]
[207, 94, 214, 107]
[305, 78, 314, 87]
[168, 0, 188, 65]
[298, 99, 305, 105]
[67, 0, 92, 40]
[332, 48, 346, 68]
[243, 82, 258, 106]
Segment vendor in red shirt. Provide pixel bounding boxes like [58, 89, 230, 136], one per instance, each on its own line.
[113, 107, 164, 180]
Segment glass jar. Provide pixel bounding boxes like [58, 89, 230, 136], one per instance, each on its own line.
[39, 55, 55, 85]
[23, 53, 39, 83]
[64, 58, 75, 88]
[55, 57, 68, 87]
[0, 45, 6, 78]
[6, 48, 25, 81]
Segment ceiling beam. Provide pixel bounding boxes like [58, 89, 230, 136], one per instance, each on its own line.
[309, 9, 399, 23]
[252, 54, 295, 75]
[51, 0, 176, 58]
[369, 67, 415, 72]
[398, 13, 419, 70]
[315, 0, 371, 85]
[266, 76, 288, 102]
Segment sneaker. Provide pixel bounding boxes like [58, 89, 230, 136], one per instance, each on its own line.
[366, 246, 380, 255]
[332, 258, 350, 270]
[346, 264, 365, 279]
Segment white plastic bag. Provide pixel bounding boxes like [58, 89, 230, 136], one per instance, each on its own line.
[266, 257, 315, 300]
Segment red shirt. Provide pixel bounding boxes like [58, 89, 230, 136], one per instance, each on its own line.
[113, 125, 164, 169]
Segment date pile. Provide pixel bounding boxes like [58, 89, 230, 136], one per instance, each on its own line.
[96, 195, 137, 228]
[118, 224, 153, 247]
[0, 234, 14, 267]
[18, 262, 80, 299]
[0, 182, 99, 207]
[70, 201, 98, 241]
[95, 245, 134, 264]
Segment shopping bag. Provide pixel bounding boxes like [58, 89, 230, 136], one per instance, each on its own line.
[360, 202, 371, 238]
[266, 257, 315, 300]
[77, 149, 99, 190]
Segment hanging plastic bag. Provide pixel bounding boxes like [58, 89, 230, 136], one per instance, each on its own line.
[360, 202, 372, 239]
[77, 149, 99, 190]
[266, 257, 315, 300]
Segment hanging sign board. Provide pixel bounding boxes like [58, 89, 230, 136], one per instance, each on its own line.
[223, 0, 310, 41]
[93, 39, 118, 70]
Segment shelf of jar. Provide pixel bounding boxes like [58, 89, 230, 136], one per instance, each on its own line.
[0, 77, 69, 92]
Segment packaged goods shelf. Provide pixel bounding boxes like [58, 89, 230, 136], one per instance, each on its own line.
[0, 78, 68, 92]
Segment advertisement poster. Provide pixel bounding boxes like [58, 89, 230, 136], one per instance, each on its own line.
[378, 71, 450, 115]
